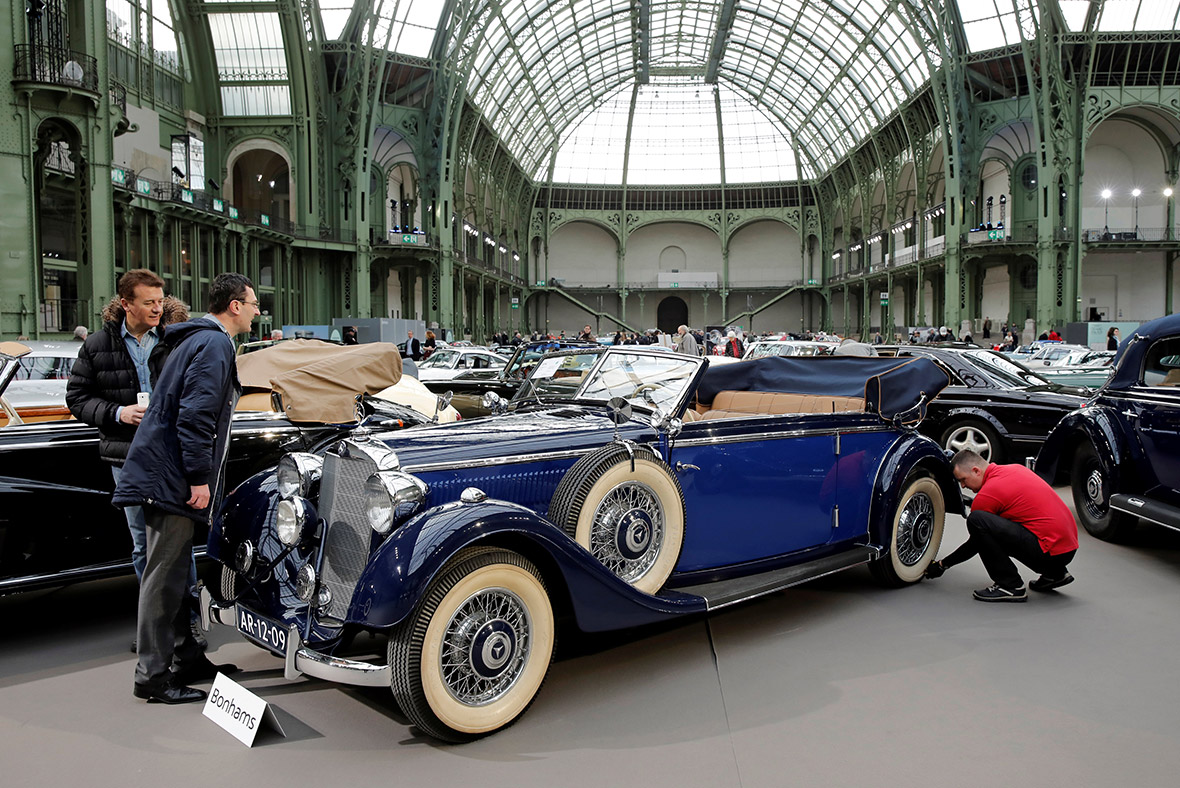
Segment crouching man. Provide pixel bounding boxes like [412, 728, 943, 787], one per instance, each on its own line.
[926, 449, 1078, 602]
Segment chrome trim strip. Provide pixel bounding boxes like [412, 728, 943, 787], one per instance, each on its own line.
[402, 446, 594, 474]
[0, 437, 98, 451]
[675, 424, 884, 448]
[1110, 502, 1180, 531]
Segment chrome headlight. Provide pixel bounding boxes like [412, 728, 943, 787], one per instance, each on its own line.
[275, 496, 318, 547]
[276, 453, 323, 499]
[363, 471, 429, 535]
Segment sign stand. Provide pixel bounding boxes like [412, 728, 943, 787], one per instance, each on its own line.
[202, 672, 287, 747]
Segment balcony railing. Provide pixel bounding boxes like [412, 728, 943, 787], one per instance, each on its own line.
[13, 45, 98, 93]
[1083, 227, 1169, 242]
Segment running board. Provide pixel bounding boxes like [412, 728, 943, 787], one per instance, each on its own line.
[671, 547, 878, 611]
[1111, 494, 1180, 530]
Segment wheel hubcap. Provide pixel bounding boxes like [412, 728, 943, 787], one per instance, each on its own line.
[945, 427, 992, 461]
[896, 492, 935, 566]
[591, 481, 664, 582]
[1085, 467, 1107, 516]
[440, 588, 531, 706]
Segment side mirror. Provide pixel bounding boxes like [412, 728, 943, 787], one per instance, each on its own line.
[607, 396, 632, 425]
[432, 391, 454, 422]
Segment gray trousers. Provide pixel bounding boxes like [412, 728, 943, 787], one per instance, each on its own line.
[135, 506, 203, 686]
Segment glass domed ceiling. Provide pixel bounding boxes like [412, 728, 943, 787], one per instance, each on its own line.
[465, 0, 938, 184]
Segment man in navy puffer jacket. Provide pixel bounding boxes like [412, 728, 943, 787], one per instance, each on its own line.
[115, 272, 255, 704]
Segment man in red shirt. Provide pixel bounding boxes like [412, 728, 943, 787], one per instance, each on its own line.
[925, 450, 1079, 602]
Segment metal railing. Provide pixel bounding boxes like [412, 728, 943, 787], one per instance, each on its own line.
[1083, 227, 1169, 242]
[13, 45, 99, 93]
[110, 82, 127, 114]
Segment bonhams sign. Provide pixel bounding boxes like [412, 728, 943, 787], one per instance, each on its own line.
[202, 673, 286, 746]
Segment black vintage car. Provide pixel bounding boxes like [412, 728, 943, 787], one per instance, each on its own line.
[1036, 313, 1180, 541]
[422, 338, 597, 417]
[0, 340, 437, 594]
[875, 345, 1089, 464]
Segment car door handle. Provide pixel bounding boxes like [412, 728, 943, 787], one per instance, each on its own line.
[675, 462, 700, 473]
[1120, 409, 1138, 419]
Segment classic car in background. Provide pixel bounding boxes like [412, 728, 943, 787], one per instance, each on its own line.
[421, 339, 597, 417]
[0, 340, 79, 425]
[1036, 313, 1180, 542]
[413, 347, 510, 381]
[742, 339, 837, 359]
[0, 340, 448, 594]
[202, 347, 961, 742]
[874, 345, 1089, 464]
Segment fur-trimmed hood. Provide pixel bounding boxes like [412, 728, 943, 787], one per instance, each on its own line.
[100, 295, 191, 328]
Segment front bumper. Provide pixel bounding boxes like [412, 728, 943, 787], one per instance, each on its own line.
[198, 585, 391, 688]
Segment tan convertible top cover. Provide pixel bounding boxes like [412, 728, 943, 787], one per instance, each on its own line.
[235, 339, 403, 423]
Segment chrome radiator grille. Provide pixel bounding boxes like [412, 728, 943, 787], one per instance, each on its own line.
[317, 451, 376, 619]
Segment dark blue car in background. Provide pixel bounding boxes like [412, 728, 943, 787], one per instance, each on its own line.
[201, 347, 959, 741]
[1037, 313, 1180, 542]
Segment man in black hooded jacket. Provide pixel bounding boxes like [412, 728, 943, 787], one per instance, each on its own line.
[115, 273, 254, 704]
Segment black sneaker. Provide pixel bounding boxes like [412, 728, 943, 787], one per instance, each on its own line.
[1030, 572, 1074, 592]
[972, 583, 1027, 603]
[925, 561, 946, 579]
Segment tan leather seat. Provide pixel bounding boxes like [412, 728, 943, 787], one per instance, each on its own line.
[700, 390, 865, 420]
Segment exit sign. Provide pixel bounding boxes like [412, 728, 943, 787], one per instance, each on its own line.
[671, 282, 680, 288]
[988, 229, 1005, 241]
[401, 234, 418, 244]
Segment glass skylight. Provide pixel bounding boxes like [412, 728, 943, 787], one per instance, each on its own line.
[955, 1, 1039, 53]
[1096, 0, 1180, 31]
[208, 13, 291, 116]
[471, 1, 933, 184]
[369, 0, 447, 58]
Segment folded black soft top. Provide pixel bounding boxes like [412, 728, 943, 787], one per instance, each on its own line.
[698, 355, 950, 422]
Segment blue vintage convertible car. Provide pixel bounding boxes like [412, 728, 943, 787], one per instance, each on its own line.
[201, 346, 960, 741]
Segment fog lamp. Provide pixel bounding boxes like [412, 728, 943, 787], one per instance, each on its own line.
[295, 563, 316, 602]
[235, 541, 255, 574]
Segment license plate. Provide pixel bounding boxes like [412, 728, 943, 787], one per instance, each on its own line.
[237, 605, 289, 656]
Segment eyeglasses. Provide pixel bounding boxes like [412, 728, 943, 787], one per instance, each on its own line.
[235, 299, 260, 310]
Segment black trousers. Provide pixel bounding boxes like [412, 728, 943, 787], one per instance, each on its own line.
[942, 511, 1075, 590]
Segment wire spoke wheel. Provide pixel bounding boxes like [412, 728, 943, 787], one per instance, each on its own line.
[587, 481, 665, 584]
[388, 548, 554, 742]
[548, 444, 685, 594]
[871, 475, 945, 586]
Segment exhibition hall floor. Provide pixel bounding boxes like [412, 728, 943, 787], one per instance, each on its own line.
[3, 488, 1179, 787]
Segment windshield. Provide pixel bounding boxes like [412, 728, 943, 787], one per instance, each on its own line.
[418, 349, 458, 369]
[515, 351, 603, 400]
[963, 350, 1052, 388]
[576, 351, 700, 411]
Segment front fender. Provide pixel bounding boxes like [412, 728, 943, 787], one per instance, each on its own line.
[940, 406, 1009, 438]
[1034, 406, 1136, 487]
[348, 500, 707, 632]
[209, 469, 278, 563]
[868, 432, 961, 547]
